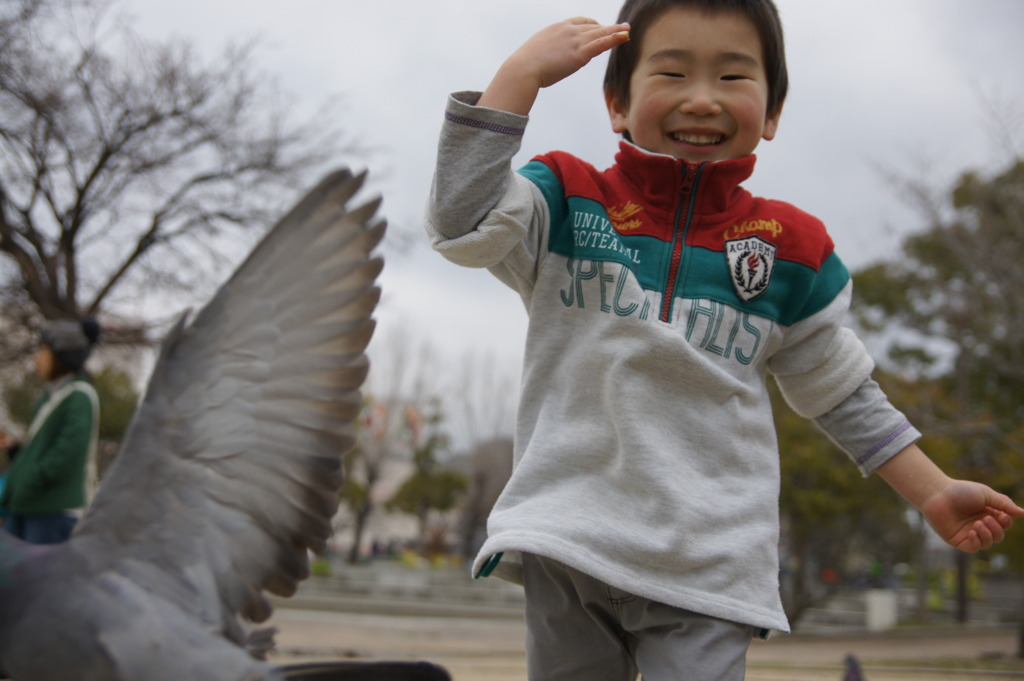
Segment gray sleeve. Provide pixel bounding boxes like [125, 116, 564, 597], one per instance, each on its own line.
[813, 378, 922, 477]
[426, 91, 528, 241]
[769, 282, 875, 419]
[423, 91, 550, 296]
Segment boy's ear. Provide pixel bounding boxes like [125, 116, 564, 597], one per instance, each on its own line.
[762, 105, 783, 141]
[605, 91, 629, 134]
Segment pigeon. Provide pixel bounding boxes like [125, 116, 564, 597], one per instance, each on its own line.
[842, 653, 866, 681]
[0, 169, 443, 680]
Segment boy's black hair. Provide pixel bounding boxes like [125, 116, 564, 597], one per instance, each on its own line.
[603, 0, 788, 118]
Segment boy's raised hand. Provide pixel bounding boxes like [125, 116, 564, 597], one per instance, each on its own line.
[479, 18, 630, 116]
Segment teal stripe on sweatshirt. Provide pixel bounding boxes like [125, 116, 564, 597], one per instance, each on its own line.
[519, 160, 850, 327]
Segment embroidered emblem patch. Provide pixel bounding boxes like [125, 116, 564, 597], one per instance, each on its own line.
[726, 236, 776, 301]
[608, 201, 644, 231]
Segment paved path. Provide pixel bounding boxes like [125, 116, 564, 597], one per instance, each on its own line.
[268, 608, 1024, 680]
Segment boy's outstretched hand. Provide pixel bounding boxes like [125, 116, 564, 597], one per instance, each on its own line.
[918, 479, 1023, 553]
[878, 444, 1024, 553]
[479, 17, 630, 116]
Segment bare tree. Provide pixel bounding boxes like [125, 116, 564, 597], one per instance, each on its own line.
[0, 0, 348, 356]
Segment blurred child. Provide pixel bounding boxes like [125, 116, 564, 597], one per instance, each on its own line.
[1, 318, 101, 544]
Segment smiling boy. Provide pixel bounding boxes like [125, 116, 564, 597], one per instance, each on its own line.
[425, 1, 1023, 679]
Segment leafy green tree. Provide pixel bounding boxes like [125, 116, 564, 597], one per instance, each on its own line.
[387, 399, 467, 556]
[2, 369, 41, 429]
[851, 158, 1024, 634]
[773, 381, 913, 624]
[90, 365, 139, 475]
[337, 396, 389, 565]
[92, 367, 138, 443]
[853, 161, 1024, 436]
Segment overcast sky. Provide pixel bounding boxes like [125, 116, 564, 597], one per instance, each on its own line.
[129, 0, 1024, 439]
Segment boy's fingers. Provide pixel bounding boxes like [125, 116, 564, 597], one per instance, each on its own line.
[583, 25, 630, 58]
[587, 35, 628, 58]
[951, 506, 1017, 553]
[988, 491, 1024, 515]
[955, 529, 980, 553]
[564, 17, 629, 29]
[592, 22, 630, 38]
[979, 517, 1003, 544]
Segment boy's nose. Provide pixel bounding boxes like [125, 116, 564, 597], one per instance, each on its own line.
[679, 82, 722, 116]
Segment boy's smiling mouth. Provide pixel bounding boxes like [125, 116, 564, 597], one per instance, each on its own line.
[670, 131, 725, 146]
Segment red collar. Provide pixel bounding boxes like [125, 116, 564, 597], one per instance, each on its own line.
[611, 141, 756, 216]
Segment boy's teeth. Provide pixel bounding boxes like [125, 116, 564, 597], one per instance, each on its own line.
[672, 132, 723, 145]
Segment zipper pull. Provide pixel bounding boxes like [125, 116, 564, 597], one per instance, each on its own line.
[679, 161, 696, 196]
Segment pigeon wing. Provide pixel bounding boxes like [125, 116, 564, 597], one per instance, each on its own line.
[74, 168, 384, 630]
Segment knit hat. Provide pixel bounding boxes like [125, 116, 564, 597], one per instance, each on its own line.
[40, 318, 101, 370]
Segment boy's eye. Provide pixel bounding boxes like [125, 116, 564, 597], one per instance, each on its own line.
[659, 72, 685, 78]
[721, 75, 749, 81]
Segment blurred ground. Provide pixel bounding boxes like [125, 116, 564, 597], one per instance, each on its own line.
[267, 608, 1024, 681]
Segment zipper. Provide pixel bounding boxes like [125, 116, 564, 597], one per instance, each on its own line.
[660, 162, 706, 323]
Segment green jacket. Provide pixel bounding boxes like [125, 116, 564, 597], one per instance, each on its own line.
[0, 374, 99, 515]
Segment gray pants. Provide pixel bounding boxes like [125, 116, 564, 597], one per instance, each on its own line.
[522, 554, 754, 681]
